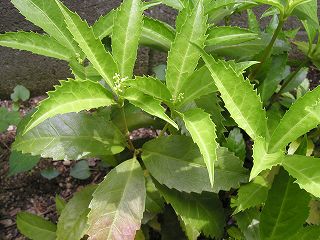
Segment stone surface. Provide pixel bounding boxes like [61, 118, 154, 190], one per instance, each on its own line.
[0, 0, 319, 97]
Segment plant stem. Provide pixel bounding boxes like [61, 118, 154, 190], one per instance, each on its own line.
[119, 106, 135, 151]
[249, 18, 285, 80]
[158, 123, 169, 137]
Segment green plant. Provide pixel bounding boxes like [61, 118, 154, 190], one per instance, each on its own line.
[2, 0, 320, 239]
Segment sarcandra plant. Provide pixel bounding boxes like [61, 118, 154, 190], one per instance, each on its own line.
[2, 0, 320, 239]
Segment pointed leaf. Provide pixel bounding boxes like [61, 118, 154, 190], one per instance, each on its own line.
[17, 212, 56, 240]
[11, 0, 80, 54]
[181, 108, 218, 186]
[112, 0, 143, 77]
[250, 137, 284, 180]
[57, 185, 96, 240]
[124, 76, 172, 102]
[233, 176, 269, 213]
[260, 169, 310, 240]
[206, 26, 258, 46]
[142, 135, 248, 193]
[269, 86, 320, 153]
[166, 0, 208, 99]
[13, 113, 124, 160]
[0, 32, 73, 60]
[282, 155, 320, 198]
[24, 80, 115, 133]
[156, 183, 225, 238]
[124, 88, 178, 129]
[87, 158, 146, 240]
[8, 151, 40, 176]
[177, 66, 217, 107]
[200, 50, 267, 140]
[55, 0, 118, 89]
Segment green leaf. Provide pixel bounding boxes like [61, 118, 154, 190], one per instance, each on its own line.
[23, 80, 115, 133]
[156, 183, 225, 239]
[93, 9, 116, 40]
[55, 0, 118, 90]
[10, 85, 30, 102]
[17, 212, 56, 240]
[247, 9, 260, 33]
[57, 185, 96, 240]
[87, 158, 146, 240]
[200, 50, 267, 140]
[8, 151, 40, 176]
[0, 107, 20, 132]
[281, 67, 308, 93]
[0, 32, 73, 60]
[13, 113, 125, 160]
[206, 26, 258, 46]
[234, 208, 261, 240]
[124, 88, 178, 129]
[250, 137, 284, 180]
[112, 0, 143, 77]
[161, 206, 187, 240]
[232, 176, 269, 213]
[292, 0, 319, 30]
[253, 0, 284, 14]
[181, 108, 218, 186]
[166, 0, 208, 100]
[282, 155, 320, 198]
[257, 54, 288, 103]
[177, 66, 217, 107]
[267, 103, 284, 134]
[268, 86, 320, 153]
[260, 169, 310, 240]
[153, 64, 167, 81]
[124, 76, 172, 102]
[70, 160, 91, 180]
[11, 0, 80, 54]
[140, 17, 175, 51]
[225, 127, 246, 161]
[142, 135, 248, 193]
[292, 226, 320, 240]
[41, 168, 60, 180]
[145, 175, 165, 214]
[55, 195, 66, 216]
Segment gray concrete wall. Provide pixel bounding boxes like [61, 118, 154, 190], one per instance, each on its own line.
[0, 0, 318, 97]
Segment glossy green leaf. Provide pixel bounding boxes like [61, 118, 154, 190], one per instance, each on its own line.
[225, 127, 246, 161]
[157, 183, 225, 239]
[181, 108, 218, 186]
[0, 107, 20, 132]
[14, 113, 125, 160]
[235, 208, 261, 240]
[269, 86, 320, 153]
[177, 66, 217, 107]
[112, 0, 143, 77]
[57, 185, 96, 240]
[124, 88, 178, 129]
[24, 80, 115, 133]
[233, 176, 269, 213]
[142, 135, 248, 193]
[70, 160, 91, 180]
[17, 212, 56, 240]
[282, 155, 320, 198]
[124, 76, 172, 102]
[11, 0, 80, 54]
[0, 32, 73, 60]
[206, 26, 258, 46]
[166, 0, 208, 100]
[87, 158, 146, 240]
[200, 50, 267, 140]
[260, 169, 310, 240]
[8, 151, 40, 176]
[250, 137, 284, 180]
[55, 0, 118, 89]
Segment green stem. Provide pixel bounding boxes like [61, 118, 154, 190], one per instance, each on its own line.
[249, 18, 285, 80]
[119, 105, 135, 151]
[158, 123, 169, 137]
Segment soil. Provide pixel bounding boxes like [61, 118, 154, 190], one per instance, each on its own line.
[0, 66, 319, 240]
